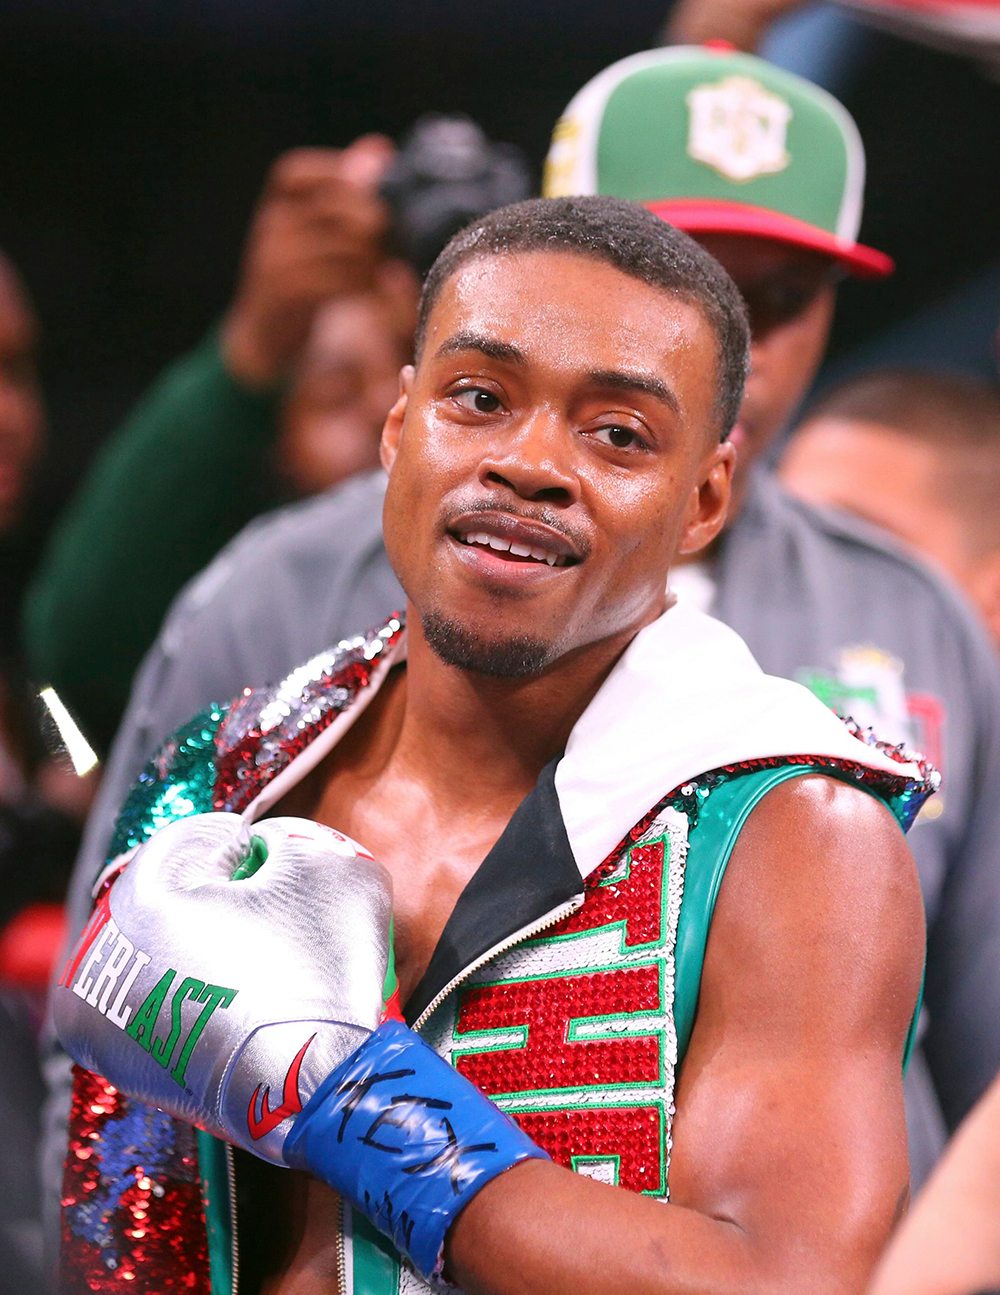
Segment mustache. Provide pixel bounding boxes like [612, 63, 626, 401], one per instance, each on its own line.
[443, 493, 592, 560]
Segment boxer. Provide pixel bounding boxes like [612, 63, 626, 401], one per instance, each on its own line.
[56, 196, 932, 1295]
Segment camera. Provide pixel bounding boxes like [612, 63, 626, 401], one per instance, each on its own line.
[380, 114, 532, 276]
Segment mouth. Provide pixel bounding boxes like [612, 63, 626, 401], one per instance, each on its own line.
[447, 511, 582, 572]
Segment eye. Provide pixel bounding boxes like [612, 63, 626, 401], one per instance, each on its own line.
[453, 386, 502, 414]
[590, 424, 647, 451]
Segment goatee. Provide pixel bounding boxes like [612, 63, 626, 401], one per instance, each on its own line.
[421, 609, 553, 678]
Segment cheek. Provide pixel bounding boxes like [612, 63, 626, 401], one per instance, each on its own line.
[393, 410, 487, 507]
[781, 297, 834, 384]
[382, 416, 469, 562]
[586, 468, 684, 574]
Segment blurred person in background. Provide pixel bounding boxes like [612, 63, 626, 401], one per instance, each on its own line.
[781, 369, 1000, 647]
[549, 48, 1000, 1191]
[275, 266, 418, 496]
[0, 253, 41, 534]
[23, 118, 527, 756]
[0, 248, 86, 1295]
[42, 48, 1000, 1243]
[868, 1068, 1000, 1295]
[664, 0, 1000, 396]
[666, 0, 1000, 67]
[0, 244, 86, 949]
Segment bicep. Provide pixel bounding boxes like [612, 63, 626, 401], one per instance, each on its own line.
[669, 776, 923, 1288]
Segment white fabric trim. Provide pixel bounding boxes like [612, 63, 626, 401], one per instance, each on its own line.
[555, 603, 925, 879]
[235, 604, 923, 886]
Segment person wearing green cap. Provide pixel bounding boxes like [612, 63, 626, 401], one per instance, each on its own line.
[543, 43, 892, 484]
[541, 43, 1000, 1191]
[41, 46, 1000, 1257]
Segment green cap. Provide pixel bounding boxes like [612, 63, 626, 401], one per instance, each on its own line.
[543, 44, 892, 278]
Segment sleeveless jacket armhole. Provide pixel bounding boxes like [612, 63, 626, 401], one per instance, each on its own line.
[673, 764, 918, 1067]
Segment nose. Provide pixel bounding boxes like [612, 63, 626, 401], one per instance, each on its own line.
[477, 408, 580, 507]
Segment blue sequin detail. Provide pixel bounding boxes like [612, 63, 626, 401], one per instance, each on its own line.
[64, 1100, 196, 1269]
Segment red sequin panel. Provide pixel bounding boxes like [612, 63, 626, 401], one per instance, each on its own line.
[61, 1068, 210, 1293]
[558, 839, 665, 947]
[213, 657, 376, 813]
[514, 1106, 663, 1192]
[455, 965, 661, 1095]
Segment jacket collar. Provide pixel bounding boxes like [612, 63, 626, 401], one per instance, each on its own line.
[242, 604, 932, 883]
[554, 601, 931, 879]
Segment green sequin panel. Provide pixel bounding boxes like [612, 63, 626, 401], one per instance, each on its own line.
[104, 706, 228, 868]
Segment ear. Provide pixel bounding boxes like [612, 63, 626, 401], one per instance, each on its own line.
[678, 438, 736, 556]
[379, 365, 415, 473]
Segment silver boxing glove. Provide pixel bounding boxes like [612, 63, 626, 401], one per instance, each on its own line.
[53, 812, 399, 1164]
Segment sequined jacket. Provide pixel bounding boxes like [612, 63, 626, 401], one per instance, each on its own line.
[60, 612, 937, 1295]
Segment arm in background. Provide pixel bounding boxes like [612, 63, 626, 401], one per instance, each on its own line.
[22, 332, 281, 755]
[22, 138, 394, 754]
[870, 1072, 1000, 1295]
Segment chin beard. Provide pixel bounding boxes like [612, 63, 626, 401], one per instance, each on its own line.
[421, 609, 553, 679]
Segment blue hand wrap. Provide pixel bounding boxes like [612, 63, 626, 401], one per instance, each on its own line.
[283, 1018, 548, 1281]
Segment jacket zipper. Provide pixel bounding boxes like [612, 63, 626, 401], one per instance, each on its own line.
[336, 1194, 347, 1293]
[411, 894, 584, 1031]
[225, 1142, 239, 1295]
[333, 892, 585, 1289]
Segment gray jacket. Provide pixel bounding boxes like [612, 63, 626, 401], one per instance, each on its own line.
[45, 466, 1000, 1226]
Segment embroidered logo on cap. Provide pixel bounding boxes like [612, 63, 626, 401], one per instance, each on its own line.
[686, 75, 792, 183]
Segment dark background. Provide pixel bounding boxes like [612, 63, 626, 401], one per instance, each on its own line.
[1, 0, 998, 548]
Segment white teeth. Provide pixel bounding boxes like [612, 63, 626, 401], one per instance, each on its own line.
[459, 530, 566, 566]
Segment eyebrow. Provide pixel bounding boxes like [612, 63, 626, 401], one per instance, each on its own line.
[585, 369, 680, 416]
[434, 331, 528, 366]
[432, 334, 681, 416]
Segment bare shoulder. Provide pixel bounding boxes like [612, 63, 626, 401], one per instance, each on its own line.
[669, 785, 923, 1286]
[703, 773, 925, 1049]
[732, 772, 920, 907]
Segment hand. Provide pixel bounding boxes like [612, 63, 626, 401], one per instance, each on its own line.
[54, 812, 398, 1164]
[54, 811, 546, 1281]
[222, 135, 395, 390]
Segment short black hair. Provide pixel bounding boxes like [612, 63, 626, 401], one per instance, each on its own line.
[415, 195, 750, 439]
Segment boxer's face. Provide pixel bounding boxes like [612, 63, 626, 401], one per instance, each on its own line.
[380, 249, 734, 677]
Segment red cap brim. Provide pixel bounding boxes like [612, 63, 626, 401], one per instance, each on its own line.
[645, 198, 894, 279]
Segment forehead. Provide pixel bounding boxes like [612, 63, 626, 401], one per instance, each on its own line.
[424, 250, 716, 377]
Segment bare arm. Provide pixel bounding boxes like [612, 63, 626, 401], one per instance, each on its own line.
[445, 775, 924, 1295]
[870, 1072, 1000, 1295]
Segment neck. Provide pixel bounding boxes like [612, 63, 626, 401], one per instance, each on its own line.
[391, 605, 656, 812]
